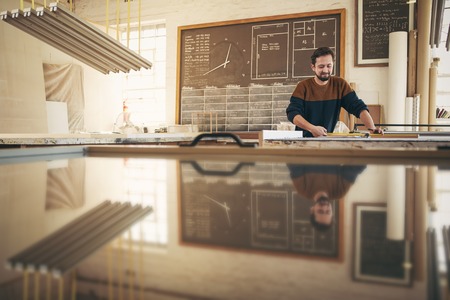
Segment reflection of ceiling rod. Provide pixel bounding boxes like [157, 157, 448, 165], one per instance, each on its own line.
[447, 24, 450, 51]
[6, 200, 153, 277]
[0, 2, 152, 74]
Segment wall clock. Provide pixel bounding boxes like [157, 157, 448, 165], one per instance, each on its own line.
[203, 39, 247, 86]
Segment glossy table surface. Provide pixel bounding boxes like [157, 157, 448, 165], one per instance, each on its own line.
[0, 145, 449, 300]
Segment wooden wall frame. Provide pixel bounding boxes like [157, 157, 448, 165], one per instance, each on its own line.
[176, 9, 346, 130]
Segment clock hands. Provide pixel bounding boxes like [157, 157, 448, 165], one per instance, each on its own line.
[224, 43, 231, 68]
[202, 43, 232, 76]
[204, 195, 231, 226]
[202, 60, 230, 75]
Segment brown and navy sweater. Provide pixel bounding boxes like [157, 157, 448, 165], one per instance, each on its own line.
[288, 164, 367, 201]
[286, 76, 368, 137]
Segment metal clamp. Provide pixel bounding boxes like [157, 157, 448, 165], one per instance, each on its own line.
[180, 132, 257, 147]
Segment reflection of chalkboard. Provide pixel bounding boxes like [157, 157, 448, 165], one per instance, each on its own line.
[179, 161, 342, 259]
[177, 9, 345, 130]
[356, 0, 413, 66]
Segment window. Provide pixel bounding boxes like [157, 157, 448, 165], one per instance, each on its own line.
[118, 158, 168, 247]
[120, 22, 167, 128]
[113, 21, 168, 244]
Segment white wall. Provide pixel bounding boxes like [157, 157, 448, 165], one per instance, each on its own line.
[0, 0, 124, 133]
[0, 0, 48, 133]
[0, 0, 388, 133]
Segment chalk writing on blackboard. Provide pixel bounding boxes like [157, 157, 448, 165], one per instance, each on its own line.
[357, 0, 412, 65]
[293, 18, 338, 77]
[179, 13, 342, 90]
[251, 23, 289, 80]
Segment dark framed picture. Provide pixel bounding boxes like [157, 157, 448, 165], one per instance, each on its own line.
[352, 203, 412, 286]
[355, 0, 414, 66]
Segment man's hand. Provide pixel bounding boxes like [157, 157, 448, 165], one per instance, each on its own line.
[310, 126, 328, 137]
[368, 127, 384, 135]
[292, 115, 328, 137]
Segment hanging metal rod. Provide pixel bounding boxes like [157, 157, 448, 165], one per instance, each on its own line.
[355, 123, 450, 127]
[0, 2, 152, 74]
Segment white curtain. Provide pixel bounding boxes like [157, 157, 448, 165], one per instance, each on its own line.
[43, 63, 85, 132]
[46, 159, 85, 210]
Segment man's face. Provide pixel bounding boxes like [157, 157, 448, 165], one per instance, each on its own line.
[311, 54, 334, 82]
[310, 200, 333, 225]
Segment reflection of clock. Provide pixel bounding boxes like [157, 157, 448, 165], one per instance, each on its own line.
[203, 191, 249, 234]
[204, 39, 247, 86]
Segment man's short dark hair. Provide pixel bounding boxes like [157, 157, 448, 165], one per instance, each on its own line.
[311, 47, 335, 65]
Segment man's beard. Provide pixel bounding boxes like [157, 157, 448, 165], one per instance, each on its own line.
[316, 72, 330, 82]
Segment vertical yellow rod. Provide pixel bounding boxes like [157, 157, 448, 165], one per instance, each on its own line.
[414, 167, 428, 281]
[116, 0, 120, 40]
[128, 230, 134, 300]
[427, 166, 437, 211]
[46, 273, 52, 300]
[107, 243, 114, 300]
[139, 222, 144, 300]
[34, 272, 40, 300]
[428, 58, 439, 131]
[210, 112, 213, 133]
[127, 0, 131, 48]
[58, 277, 64, 300]
[118, 236, 124, 300]
[417, 0, 432, 129]
[138, 0, 141, 54]
[69, 0, 73, 11]
[71, 271, 77, 300]
[23, 270, 29, 300]
[20, 0, 24, 11]
[106, 0, 110, 35]
[44, 0, 47, 8]
[31, 0, 35, 9]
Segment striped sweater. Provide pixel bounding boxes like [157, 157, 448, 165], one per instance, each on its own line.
[286, 76, 368, 137]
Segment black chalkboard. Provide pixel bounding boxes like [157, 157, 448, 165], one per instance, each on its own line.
[176, 10, 345, 130]
[356, 0, 413, 66]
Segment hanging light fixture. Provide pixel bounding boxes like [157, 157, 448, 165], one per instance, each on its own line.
[0, 2, 152, 74]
